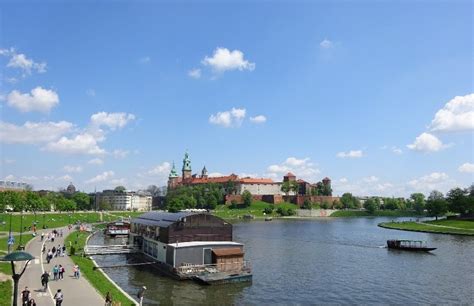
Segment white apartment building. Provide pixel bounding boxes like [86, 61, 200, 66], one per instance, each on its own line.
[98, 190, 152, 211]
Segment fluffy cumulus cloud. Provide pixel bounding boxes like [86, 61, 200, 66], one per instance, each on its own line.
[7, 87, 59, 113]
[44, 133, 106, 155]
[267, 157, 320, 181]
[202, 48, 255, 72]
[407, 132, 445, 152]
[63, 165, 82, 173]
[0, 48, 47, 75]
[337, 150, 363, 158]
[188, 68, 201, 79]
[147, 162, 171, 176]
[332, 176, 399, 197]
[458, 162, 474, 173]
[85, 171, 115, 184]
[209, 107, 246, 127]
[407, 172, 454, 194]
[90, 112, 136, 130]
[320, 39, 333, 49]
[112, 149, 129, 159]
[430, 93, 474, 132]
[0, 121, 73, 144]
[249, 115, 267, 124]
[88, 158, 104, 165]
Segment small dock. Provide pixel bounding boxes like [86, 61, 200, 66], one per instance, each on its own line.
[84, 244, 139, 255]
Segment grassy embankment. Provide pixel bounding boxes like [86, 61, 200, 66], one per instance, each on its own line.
[379, 219, 474, 236]
[0, 212, 117, 233]
[330, 210, 424, 218]
[213, 201, 298, 220]
[64, 230, 136, 306]
[0, 280, 12, 305]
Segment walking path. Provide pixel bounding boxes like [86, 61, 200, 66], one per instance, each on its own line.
[416, 222, 474, 231]
[18, 227, 105, 305]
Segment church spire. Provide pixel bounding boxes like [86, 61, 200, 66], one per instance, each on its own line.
[169, 161, 178, 178]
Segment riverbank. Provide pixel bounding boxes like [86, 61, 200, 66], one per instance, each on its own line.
[379, 219, 474, 236]
[213, 201, 298, 220]
[64, 229, 137, 306]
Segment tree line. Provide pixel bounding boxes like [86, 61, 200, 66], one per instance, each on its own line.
[0, 190, 92, 212]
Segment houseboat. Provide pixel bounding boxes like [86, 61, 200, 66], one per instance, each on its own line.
[129, 211, 252, 284]
[105, 221, 130, 236]
[387, 239, 436, 252]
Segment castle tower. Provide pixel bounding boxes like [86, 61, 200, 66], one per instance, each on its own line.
[182, 151, 192, 180]
[201, 166, 208, 179]
[168, 162, 179, 189]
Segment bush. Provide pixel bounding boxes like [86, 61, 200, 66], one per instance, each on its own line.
[302, 199, 312, 210]
[276, 207, 295, 216]
[320, 201, 329, 209]
[287, 208, 295, 216]
[263, 206, 274, 214]
[230, 200, 238, 209]
[242, 190, 252, 208]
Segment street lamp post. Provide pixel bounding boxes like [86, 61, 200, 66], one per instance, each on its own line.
[7, 213, 13, 254]
[0, 251, 35, 306]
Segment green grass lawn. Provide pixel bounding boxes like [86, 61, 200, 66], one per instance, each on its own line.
[64, 230, 136, 306]
[0, 233, 35, 254]
[330, 210, 423, 218]
[107, 211, 144, 218]
[0, 280, 12, 305]
[0, 212, 119, 234]
[379, 219, 474, 235]
[213, 201, 298, 220]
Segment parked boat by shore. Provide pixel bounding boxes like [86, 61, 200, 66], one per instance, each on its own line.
[104, 220, 130, 236]
[387, 239, 436, 252]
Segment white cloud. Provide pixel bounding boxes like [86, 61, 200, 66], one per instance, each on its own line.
[4, 174, 15, 181]
[407, 172, 453, 193]
[250, 115, 267, 124]
[458, 162, 474, 173]
[363, 176, 379, 183]
[147, 162, 171, 176]
[3, 159, 15, 164]
[88, 158, 104, 165]
[7, 87, 59, 113]
[188, 68, 201, 79]
[339, 178, 348, 183]
[392, 147, 403, 155]
[90, 112, 136, 130]
[4, 51, 47, 75]
[0, 121, 73, 144]
[430, 93, 474, 132]
[337, 150, 363, 158]
[139, 56, 151, 64]
[85, 171, 115, 184]
[112, 149, 129, 159]
[44, 133, 105, 155]
[57, 175, 73, 182]
[202, 48, 255, 72]
[86, 89, 96, 97]
[407, 132, 445, 152]
[209, 107, 246, 127]
[267, 157, 320, 181]
[208, 172, 224, 177]
[63, 165, 82, 173]
[320, 39, 333, 49]
[110, 178, 127, 186]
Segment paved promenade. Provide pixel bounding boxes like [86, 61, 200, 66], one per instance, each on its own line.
[18, 227, 105, 306]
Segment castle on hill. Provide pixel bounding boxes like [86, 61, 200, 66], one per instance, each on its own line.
[168, 152, 335, 205]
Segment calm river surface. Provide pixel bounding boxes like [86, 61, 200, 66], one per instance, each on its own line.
[90, 218, 474, 305]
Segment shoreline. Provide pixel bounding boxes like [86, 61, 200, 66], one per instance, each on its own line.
[378, 221, 474, 236]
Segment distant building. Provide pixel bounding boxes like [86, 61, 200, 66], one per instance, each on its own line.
[96, 190, 152, 211]
[0, 181, 29, 191]
[66, 182, 76, 194]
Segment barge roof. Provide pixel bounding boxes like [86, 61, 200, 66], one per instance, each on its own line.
[131, 211, 203, 227]
[167, 241, 243, 248]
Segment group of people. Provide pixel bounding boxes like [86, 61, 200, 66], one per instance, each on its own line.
[20, 287, 36, 306]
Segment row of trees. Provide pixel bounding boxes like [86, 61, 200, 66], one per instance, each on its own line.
[165, 183, 226, 212]
[0, 190, 92, 212]
[361, 185, 474, 218]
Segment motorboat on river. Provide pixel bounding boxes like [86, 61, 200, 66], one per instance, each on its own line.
[387, 239, 436, 252]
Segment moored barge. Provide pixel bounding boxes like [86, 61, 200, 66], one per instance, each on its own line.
[105, 220, 130, 236]
[387, 239, 436, 252]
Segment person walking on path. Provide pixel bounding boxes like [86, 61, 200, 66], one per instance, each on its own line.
[28, 298, 37, 306]
[58, 265, 64, 280]
[52, 246, 56, 257]
[105, 292, 113, 306]
[47, 249, 53, 264]
[21, 286, 31, 305]
[73, 264, 81, 279]
[41, 271, 50, 291]
[54, 289, 64, 306]
[53, 265, 59, 280]
[41, 232, 44, 241]
[62, 245, 66, 256]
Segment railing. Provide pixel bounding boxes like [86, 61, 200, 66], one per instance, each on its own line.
[176, 261, 251, 275]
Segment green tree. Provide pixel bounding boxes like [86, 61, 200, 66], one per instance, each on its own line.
[114, 186, 126, 193]
[363, 198, 377, 214]
[384, 198, 399, 210]
[72, 192, 91, 210]
[340, 193, 357, 209]
[281, 181, 291, 196]
[242, 190, 252, 207]
[302, 199, 312, 210]
[426, 198, 448, 220]
[446, 187, 471, 216]
[410, 193, 426, 214]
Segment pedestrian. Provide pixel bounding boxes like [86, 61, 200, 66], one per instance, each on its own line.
[41, 232, 44, 242]
[41, 271, 50, 291]
[137, 286, 146, 306]
[62, 245, 66, 256]
[60, 229, 63, 237]
[74, 265, 81, 279]
[105, 291, 113, 306]
[52, 246, 56, 256]
[21, 286, 31, 305]
[54, 289, 64, 306]
[57, 245, 61, 257]
[28, 298, 37, 306]
[42, 245, 46, 254]
[53, 265, 59, 280]
[47, 250, 53, 264]
[59, 265, 65, 279]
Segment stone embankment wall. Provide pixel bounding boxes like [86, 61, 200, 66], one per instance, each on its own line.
[296, 209, 337, 217]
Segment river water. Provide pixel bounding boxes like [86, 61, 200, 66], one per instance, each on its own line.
[89, 218, 474, 305]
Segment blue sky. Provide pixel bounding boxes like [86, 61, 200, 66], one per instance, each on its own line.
[0, 1, 472, 196]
